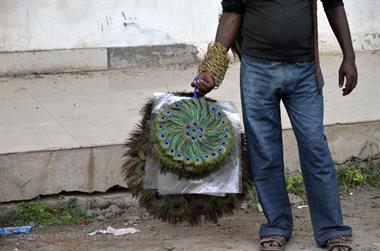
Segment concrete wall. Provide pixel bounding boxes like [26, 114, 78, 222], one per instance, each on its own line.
[1, 0, 379, 54]
[318, 0, 380, 52]
[1, 120, 379, 203]
[0, 0, 219, 53]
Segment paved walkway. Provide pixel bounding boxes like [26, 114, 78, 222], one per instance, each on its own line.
[1, 52, 379, 154]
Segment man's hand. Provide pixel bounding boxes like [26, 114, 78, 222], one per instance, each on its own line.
[191, 72, 215, 96]
[190, 12, 241, 96]
[325, 6, 358, 96]
[339, 58, 358, 96]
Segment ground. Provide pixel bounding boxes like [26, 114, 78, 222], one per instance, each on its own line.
[1, 187, 379, 251]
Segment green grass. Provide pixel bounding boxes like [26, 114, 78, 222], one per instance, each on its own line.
[246, 154, 380, 207]
[0, 198, 93, 227]
[246, 184, 259, 209]
[336, 154, 380, 194]
[286, 170, 306, 201]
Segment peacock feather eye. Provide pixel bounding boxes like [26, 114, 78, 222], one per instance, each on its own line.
[177, 152, 182, 157]
[224, 134, 228, 138]
[159, 124, 164, 129]
[217, 112, 222, 116]
[154, 191, 163, 200]
[164, 141, 169, 145]
[221, 141, 226, 145]
[195, 157, 200, 162]
[217, 147, 223, 152]
[198, 134, 203, 139]
[199, 127, 203, 132]
[186, 157, 191, 161]
[191, 136, 196, 140]
[210, 107, 216, 112]
[196, 204, 204, 210]
[173, 203, 181, 209]
[160, 133, 165, 138]
[204, 154, 209, 158]
[211, 151, 216, 156]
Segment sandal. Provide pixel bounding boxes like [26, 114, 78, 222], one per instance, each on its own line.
[326, 236, 352, 251]
[259, 235, 287, 251]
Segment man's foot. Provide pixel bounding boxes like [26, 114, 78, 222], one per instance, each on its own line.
[326, 236, 352, 251]
[259, 235, 287, 251]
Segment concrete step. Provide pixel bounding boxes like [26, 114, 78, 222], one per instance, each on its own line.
[1, 52, 379, 203]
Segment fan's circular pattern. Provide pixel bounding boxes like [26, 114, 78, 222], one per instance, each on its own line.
[151, 97, 235, 178]
[121, 92, 252, 225]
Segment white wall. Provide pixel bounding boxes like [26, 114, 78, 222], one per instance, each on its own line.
[0, 0, 379, 53]
[318, 0, 380, 52]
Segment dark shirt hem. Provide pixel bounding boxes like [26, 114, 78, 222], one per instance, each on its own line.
[221, 0, 243, 13]
[241, 51, 314, 63]
[323, 2, 344, 10]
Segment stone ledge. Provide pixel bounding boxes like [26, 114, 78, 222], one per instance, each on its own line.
[0, 48, 108, 76]
[0, 120, 379, 203]
[0, 44, 200, 76]
[107, 44, 199, 69]
[0, 145, 127, 203]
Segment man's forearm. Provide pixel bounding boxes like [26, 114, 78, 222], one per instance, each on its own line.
[215, 13, 241, 50]
[325, 6, 355, 60]
[325, 5, 358, 96]
[191, 12, 241, 95]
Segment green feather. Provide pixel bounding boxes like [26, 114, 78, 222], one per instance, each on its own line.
[150, 97, 236, 178]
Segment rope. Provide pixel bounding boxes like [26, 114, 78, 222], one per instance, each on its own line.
[198, 42, 229, 88]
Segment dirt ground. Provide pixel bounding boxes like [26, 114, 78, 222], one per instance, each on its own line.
[0, 187, 379, 251]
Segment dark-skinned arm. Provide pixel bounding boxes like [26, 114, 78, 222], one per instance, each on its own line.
[325, 6, 358, 96]
[191, 12, 241, 96]
[215, 13, 242, 50]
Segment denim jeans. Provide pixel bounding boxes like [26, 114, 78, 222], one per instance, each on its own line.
[240, 55, 352, 246]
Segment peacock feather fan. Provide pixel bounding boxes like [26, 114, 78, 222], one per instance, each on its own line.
[150, 97, 236, 178]
[121, 92, 253, 225]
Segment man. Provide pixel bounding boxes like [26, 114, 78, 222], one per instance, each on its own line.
[192, 0, 357, 250]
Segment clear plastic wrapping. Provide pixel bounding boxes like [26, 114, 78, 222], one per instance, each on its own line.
[143, 93, 242, 196]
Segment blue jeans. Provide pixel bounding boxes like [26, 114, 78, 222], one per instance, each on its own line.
[240, 55, 352, 246]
